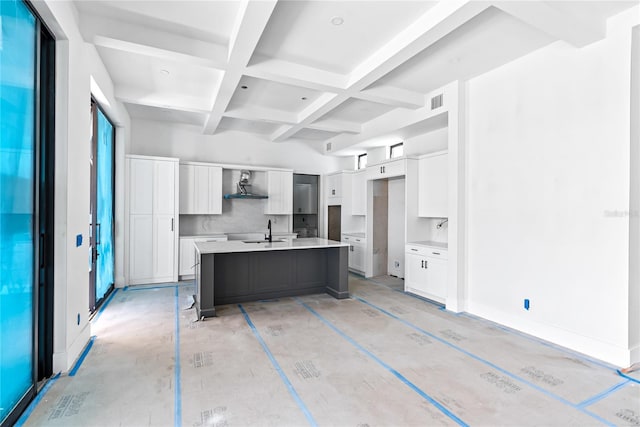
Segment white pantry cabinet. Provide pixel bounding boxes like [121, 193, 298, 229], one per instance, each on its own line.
[265, 170, 293, 215]
[351, 170, 367, 215]
[326, 172, 343, 202]
[128, 155, 179, 285]
[418, 152, 448, 218]
[404, 243, 447, 303]
[179, 163, 222, 215]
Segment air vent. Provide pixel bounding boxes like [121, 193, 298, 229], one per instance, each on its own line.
[431, 94, 443, 110]
[326, 142, 332, 152]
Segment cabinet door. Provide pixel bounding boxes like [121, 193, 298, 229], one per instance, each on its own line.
[208, 166, 222, 214]
[352, 243, 365, 272]
[418, 153, 448, 218]
[191, 165, 209, 214]
[179, 238, 196, 276]
[179, 164, 195, 214]
[129, 214, 153, 282]
[425, 256, 447, 302]
[129, 158, 153, 215]
[154, 214, 175, 281]
[326, 173, 342, 198]
[404, 252, 426, 292]
[351, 170, 366, 215]
[266, 170, 293, 215]
[154, 160, 176, 215]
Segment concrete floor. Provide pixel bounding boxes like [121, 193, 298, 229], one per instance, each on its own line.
[21, 274, 639, 426]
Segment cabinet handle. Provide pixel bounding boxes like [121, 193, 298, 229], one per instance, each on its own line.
[171, 218, 174, 231]
[383, 166, 386, 173]
[425, 260, 428, 269]
[421, 260, 424, 268]
[350, 246, 354, 252]
[332, 189, 335, 195]
[432, 252, 440, 255]
[411, 248, 418, 251]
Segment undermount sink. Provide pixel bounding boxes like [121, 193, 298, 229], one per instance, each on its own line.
[242, 239, 286, 244]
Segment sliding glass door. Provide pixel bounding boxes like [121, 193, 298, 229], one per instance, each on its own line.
[1, 1, 55, 424]
[89, 102, 115, 312]
[0, 0, 37, 424]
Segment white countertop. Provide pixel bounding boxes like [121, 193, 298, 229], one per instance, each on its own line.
[195, 237, 348, 254]
[342, 232, 366, 238]
[407, 240, 448, 250]
[180, 234, 227, 239]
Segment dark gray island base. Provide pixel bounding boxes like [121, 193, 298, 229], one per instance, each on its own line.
[195, 241, 349, 318]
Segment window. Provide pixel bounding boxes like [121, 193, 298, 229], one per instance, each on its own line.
[357, 153, 368, 170]
[390, 142, 404, 159]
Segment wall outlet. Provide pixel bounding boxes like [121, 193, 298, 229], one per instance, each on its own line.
[394, 261, 400, 268]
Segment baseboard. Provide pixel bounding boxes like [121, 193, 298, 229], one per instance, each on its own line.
[469, 301, 630, 367]
[52, 323, 91, 373]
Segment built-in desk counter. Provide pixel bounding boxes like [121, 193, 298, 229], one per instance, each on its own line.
[194, 238, 350, 318]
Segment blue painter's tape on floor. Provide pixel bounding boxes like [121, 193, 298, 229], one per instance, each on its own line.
[92, 288, 119, 323]
[174, 286, 182, 427]
[354, 296, 616, 427]
[296, 299, 468, 427]
[577, 380, 630, 408]
[14, 372, 61, 427]
[69, 336, 96, 377]
[617, 369, 640, 385]
[238, 304, 318, 427]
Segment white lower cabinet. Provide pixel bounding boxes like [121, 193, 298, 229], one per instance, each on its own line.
[179, 236, 228, 278]
[404, 244, 447, 303]
[342, 234, 366, 273]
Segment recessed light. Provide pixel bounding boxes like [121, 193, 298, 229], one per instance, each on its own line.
[330, 16, 344, 26]
[160, 69, 170, 75]
[241, 85, 248, 89]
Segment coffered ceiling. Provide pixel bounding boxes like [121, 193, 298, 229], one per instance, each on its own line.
[75, 0, 638, 155]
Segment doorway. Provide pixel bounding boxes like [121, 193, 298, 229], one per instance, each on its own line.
[89, 101, 115, 313]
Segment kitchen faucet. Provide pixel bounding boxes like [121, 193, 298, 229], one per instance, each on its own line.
[266, 219, 272, 242]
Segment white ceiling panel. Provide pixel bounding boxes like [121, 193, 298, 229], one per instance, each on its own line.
[97, 46, 221, 111]
[228, 76, 326, 113]
[373, 7, 556, 94]
[253, 1, 437, 74]
[218, 117, 281, 135]
[320, 98, 395, 124]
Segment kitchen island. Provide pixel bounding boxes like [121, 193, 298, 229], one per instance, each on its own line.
[194, 238, 350, 318]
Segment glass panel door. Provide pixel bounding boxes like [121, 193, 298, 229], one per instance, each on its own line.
[89, 102, 114, 312]
[95, 109, 114, 303]
[0, 0, 37, 423]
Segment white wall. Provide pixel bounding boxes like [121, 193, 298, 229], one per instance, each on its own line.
[405, 128, 448, 157]
[629, 24, 640, 364]
[388, 178, 405, 278]
[466, 8, 638, 366]
[130, 120, 342, 175]
[33, 0, 131, 372]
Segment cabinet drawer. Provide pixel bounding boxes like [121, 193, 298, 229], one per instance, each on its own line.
[405, 244, 448, 260]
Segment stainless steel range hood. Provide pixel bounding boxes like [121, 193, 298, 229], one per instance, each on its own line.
[223, 170, 268, 200]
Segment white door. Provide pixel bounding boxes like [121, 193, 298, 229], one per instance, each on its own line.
[426, 256, 447, 301]
[208, 166, 223, 214]
[179, 164, 195, 214]
[193, 165, 209, 214]
[154, 160, 176, 215]
[405, 252, 427, 293]
[129, 214, 153, 283]
[154, 215, 175, 281]
[130, 158, 153, 215]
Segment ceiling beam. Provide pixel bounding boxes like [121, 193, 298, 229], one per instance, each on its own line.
[80, 13, 228, 68]
[493, 1, 606, 48]
[202, 0, 278, 134]
[307, 119, 361, 135]
[270, 0, 488, 142]
[224, 106, 298, 125]
[93, 36, 227, 69]
[357, 85, 425, 109]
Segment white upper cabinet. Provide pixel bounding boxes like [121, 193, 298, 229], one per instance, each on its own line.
[418, 152, 448, 218]
[351, 170, 367, 215]
[129, 158, 154, 215]
[265, 170, 293, 215]
[179, 163, 222, 215]
[366, 158, 405, 180]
